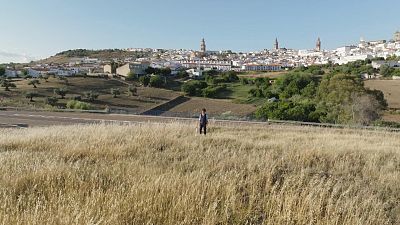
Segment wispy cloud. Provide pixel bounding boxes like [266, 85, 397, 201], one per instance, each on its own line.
[0, 51, 38, 64]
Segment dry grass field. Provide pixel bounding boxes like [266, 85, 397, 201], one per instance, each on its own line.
[0, 123, 400, 224]
[365, 80, 400, 109]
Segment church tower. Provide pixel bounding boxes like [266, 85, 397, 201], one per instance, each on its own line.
[394, 31, 400, 42]
[274, 38, 279, 50]
[200, 38, 206, 53]
[316, 37, 321, 52]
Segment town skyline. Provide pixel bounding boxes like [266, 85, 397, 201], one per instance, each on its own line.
[1, 31, 399, 64]
[1, 0, 400, 63]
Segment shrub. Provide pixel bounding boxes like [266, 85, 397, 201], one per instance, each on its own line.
[66, 100, 93, 110]
[84, 91, 99, 102]
[176, 70, 189, 79]
[181, 81, 208, 96]
[202, 87, 218, 98]
[126, 72, 137, 81]
[44, 97, 58, 106]
[127, 85, 137, 96]
[110, 88, 121, 98]
[54, 88, 68, 99]
[139, 75, 150, 86]
[149, 75, 164, 88]
[221, 71, 239, 82]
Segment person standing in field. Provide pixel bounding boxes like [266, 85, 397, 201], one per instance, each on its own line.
[199, 108, 208, 135]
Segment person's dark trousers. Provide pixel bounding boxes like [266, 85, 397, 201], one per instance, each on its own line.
[199, 124, 207, 135]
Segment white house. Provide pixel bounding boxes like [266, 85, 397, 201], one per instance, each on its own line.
[361, 73, 378, 80]
[371, 60, 400, 69]
[186, 68, 203, 77]
[27, 68, 41, 78]
[334, 54, 373, 65]
[4, 70, 17, 78]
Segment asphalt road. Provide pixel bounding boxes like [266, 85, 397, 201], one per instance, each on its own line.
[0, 110, 265, 128]
[0, 110, 194, 127]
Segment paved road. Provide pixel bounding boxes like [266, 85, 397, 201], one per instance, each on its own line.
[0, 110, 266, 128]
[0, 110, 195, 127]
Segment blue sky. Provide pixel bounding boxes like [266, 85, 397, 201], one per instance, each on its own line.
[0, 0, 399, 62]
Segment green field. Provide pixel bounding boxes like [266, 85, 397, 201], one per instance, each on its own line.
[216, 83, 255, 101]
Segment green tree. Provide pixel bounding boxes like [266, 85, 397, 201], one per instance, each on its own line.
[25, 92, 39, 102]
[54, 88, 68, 99]
[221, 71, 239, 82]
[149, 75, 164, 88]
[145, 67, 157, 75]
[380, 65, 394, 77]
[0, 67, 5, 77]
[126, 72, 137, 81]
[84, 91, 99, 102]
[58, 76, 69, 85]
[159, 68, 171, 76]
[1, 79, 16, 91]
[176, 70, 189, 79]
[127, 85, 137, 96]
[44, 97, 58, 106]
[181, 81, 208, 96]
[41, 74, 49, 82]
[22, 69, 29, 78]
[255, 101, 319, 122]
[139, 75, 150, 86]
[316, 73, 384, 125]
[110, 88, 120, 98]
[28, 79, 40, 88]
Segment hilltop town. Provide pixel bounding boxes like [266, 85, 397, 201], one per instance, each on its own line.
[2, 31, 400, 79]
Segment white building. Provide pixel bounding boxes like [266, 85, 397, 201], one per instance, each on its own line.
[334, 54, 373, 65]
[5, 70, 17, 78]
[27, 68, 41, 77]
[335, 46, 357, 57]
[371, 60, 400, 69]
[242, 64, 282, 71]
[186, 68, 203, 77]
[179, 60, 232, 71]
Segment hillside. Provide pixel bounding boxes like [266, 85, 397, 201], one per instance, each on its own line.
[0, 77, 181, 113]
[0, 123, 399, 224]
[35, 49, 150, 64]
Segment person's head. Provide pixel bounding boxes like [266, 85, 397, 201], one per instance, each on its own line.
[202, 108, 206, 114]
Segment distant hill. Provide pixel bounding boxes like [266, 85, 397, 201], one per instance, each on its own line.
[35, 49, 151, 65]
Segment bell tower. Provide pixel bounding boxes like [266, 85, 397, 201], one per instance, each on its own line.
[316, 37, 321, 52]
[274, 38, 279, 50]
[200, 38, 206, 53]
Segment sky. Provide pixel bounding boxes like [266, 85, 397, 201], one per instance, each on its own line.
[0, 0, 399, 63]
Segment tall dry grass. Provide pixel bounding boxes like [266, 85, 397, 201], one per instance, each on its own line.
[0, 123, 399, 225]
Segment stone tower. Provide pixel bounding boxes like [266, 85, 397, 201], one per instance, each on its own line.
[316, 37, 321, 51]
[274, 38, 279, 50]
[394, 31, 400, 42]
[200, 38, 206, 53]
